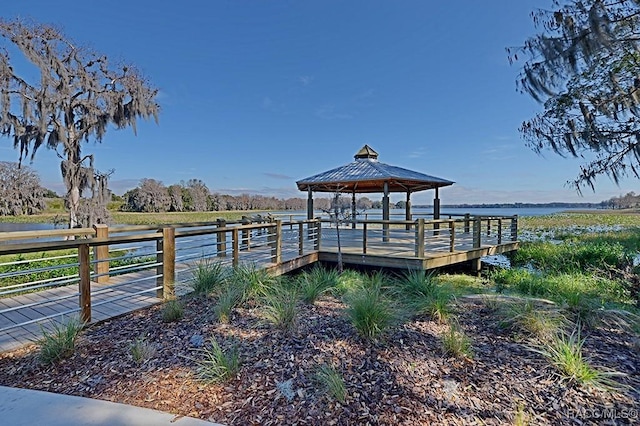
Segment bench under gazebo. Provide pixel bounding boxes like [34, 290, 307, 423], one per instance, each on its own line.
[296, 145, 454, 229]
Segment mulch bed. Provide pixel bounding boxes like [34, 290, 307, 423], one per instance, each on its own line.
[0, 294, 638, 425]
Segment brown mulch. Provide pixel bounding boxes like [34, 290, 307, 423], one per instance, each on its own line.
[0, 295, 638, 425]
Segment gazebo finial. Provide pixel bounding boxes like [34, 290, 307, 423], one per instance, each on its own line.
[354, 144, 378, 160]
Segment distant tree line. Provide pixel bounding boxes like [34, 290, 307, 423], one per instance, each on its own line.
[604, 193, 640, 210]
[121, 179, 381, 213]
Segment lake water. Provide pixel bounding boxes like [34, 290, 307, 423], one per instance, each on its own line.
[0, 207, 597, 233]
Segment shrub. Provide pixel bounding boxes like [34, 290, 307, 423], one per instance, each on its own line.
[196, 338, 241, 383]
[314, 363, 347, 403]
[344, 280, 397, 339]
[190, 259, 227, 295]
[162, 299, 184, 323]
[38, 317, 84, 365]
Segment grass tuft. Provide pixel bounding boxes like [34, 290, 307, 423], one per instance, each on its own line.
[533, 328, 625, 390]
[314, 363, 347, 403]
[344, 279, 398, 339]
[130, 337, 157, 363]
[230, 263, 278, 301]
[38, 317, 84, 365]
[162, 299, 184, 323]
[298, 265, 339, 304]
[333, 269, 365, 296]
[261, 284, 298, 332]
[214, 284, 245, 323]
[498, 300, 567, 342]
[441, 320, 473, 359]
[190, 259, 227, 295]
[196, 337, 241, 383]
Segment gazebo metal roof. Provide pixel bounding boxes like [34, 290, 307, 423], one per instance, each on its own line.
[296, 145, 454, 193]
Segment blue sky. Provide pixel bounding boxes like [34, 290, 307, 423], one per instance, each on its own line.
[1, 1, 635, 205]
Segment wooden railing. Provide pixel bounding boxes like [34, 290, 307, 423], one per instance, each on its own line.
[319, 215, 518, 257]
[0, 215, 516, 336]
[0, 219, 320, 327]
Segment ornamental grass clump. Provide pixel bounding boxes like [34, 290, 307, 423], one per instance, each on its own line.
[190, 259, 227, 295]
[196, 337, 241, 383]
[344, 277, 398, 339]
[498, 300, 567, 342]
[214, 284, 245, 323]
[130, 337, 157, 363]
[231, 263, 278, 301]
[395, 270, 454, 322]
[261, 283, 298, 332]
[38, 317, 84, 365]
[298, 265, 339, 304]
[162, 299, 184, 323]
[441, 320, 473, 359]
[314, 363, 347, 403]
[533, 328, 625, 391]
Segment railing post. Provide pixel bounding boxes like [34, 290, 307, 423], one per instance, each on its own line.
[363, 222, 368, 254]
[497, 219, 502, 244]
[415, 218, 425, 258]
[216, 219, 227, 257]
[511, 215, 518, 241]
[314, 220, 321, 251]
[298, 222, 304, 256]
[270, 220, 282, 264]
[79, 243, 91, 323]
[157, 227, 175, 300]
[464, 213, 470, 233]
[241, 218, 250, 251]
[449, 221, 455, 252]
[232, 228, 239, 267]
[93, 224, 109, 284]
[473, 218, 481, 248]
[486, 219, 491, 236]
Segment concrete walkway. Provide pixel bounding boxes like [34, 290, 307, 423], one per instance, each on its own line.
[0, 386, 223, 426]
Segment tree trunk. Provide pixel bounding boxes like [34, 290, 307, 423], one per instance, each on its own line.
[68, 185, 80, 229]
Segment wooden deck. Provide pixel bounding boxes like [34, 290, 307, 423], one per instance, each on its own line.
[0, 216, 518, 351]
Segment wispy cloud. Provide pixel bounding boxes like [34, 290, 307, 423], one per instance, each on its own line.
[408, 147, 426, 159]
[315, 104, 353, 120]
[262, 96, 274, 109]
[298, 75, 314, 86]
[263, 172, 293, 180]
[353, 88, 375, 106]
[261, 96, 288, 114]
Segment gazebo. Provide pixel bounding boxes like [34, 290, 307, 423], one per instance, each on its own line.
[296, 145, 454, 227]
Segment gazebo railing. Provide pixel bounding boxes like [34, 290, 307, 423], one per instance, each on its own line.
[318, 215, 518, 258]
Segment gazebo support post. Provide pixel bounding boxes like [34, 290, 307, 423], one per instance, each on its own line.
[307, 187, 314, 239]
[351, 191, 356, 229]
[405, 191, 411, 230]
[383, 182, 390, 242]
[433, 187, 441, 236]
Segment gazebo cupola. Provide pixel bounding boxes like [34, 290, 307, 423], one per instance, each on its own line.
[354, 144, 379, 160]
[296, 145, 454, 228]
